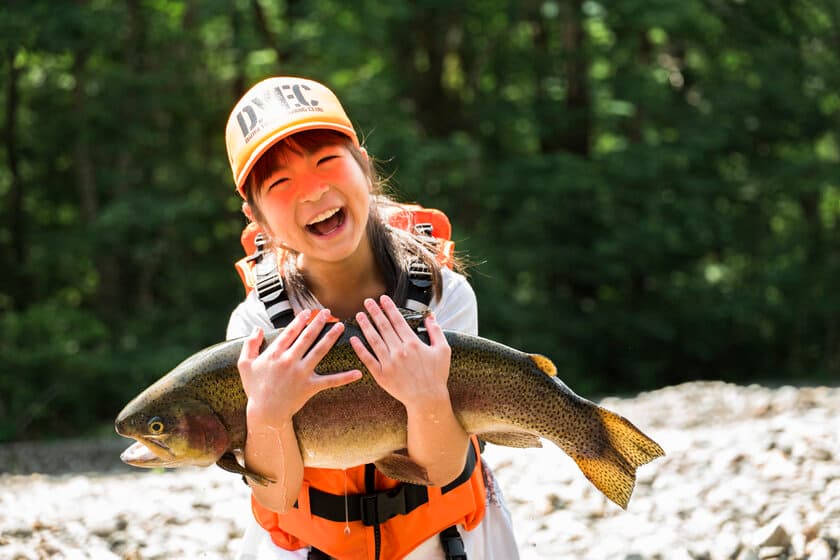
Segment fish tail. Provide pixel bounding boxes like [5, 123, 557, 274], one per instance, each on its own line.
[571, 407, 665, 510]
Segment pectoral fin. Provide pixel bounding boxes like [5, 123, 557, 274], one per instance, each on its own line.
[216, 452, 275, 486]
[374, 452, 431, 485]
[480, 431, 543, 448]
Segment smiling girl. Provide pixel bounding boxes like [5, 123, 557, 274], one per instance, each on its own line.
[224, 77, 518, 560]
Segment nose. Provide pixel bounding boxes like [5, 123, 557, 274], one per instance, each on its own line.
[298, 180, 328, 203]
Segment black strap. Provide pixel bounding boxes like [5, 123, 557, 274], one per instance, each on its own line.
[307, 547, 331, 560]
[403, 256, 432, 313]
[403, 221, 439, 313]
[248, 233, 295, 328]
[301, 443, 478, 525]
[440, 525, 467, 560]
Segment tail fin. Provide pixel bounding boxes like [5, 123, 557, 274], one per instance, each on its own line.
[572, 407, 665, 509]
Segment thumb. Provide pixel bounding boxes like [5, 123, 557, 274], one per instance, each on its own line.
[238, 327, 264, 366]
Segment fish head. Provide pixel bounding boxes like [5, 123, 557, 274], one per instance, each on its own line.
[115, 395, 231, 469]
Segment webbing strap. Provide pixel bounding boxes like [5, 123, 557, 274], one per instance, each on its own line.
[249, 233, 294, 328]
[404, 222, 440, 312]
[440, 525, 467, 560]
[405, 257, 433, 312]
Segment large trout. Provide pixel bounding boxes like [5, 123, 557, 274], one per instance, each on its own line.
[115, 319, 664, 509]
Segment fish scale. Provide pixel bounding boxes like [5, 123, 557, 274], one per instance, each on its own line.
[115, 320, 665, 509]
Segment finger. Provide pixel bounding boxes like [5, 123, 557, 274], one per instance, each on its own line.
[301, 321, 345, 369]
[349, 335, 380, 374]
[379, 295, 416, 339]
[363, 298, 402, 345]
[354, 311, 388, 359]
[424, 313, 448, 346]
[238, 327, 264, 368]
[289, 309, 333, 356]
[312, 369, 363, 391]
[267, 309, 312, 355]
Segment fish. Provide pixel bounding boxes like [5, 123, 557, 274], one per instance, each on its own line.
[115, 318, 664, 509]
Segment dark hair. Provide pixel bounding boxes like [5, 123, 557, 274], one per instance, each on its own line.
[242, 130, 452, 307]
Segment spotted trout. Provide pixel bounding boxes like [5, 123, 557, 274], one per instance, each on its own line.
[115, 320, 664, 509]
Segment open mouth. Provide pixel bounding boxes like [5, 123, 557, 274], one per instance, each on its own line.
[306, 207, 345, 236]
[120, 440, 168, 466]
[142, 435, 175, 457]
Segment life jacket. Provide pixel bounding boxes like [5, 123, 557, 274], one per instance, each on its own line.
[252, 437, 486, 560]
[233, 204, 486, 560]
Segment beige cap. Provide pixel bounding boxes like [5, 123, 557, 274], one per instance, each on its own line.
[225, 77, 359, 197]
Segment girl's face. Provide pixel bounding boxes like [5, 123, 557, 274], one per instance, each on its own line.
[252, 140, 372, 266]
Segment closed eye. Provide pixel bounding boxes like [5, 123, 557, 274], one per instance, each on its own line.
[317, 154, 340, 165]
[266, 177, 289, 191]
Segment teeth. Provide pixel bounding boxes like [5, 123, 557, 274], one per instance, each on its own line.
[307, 207, 340, 226]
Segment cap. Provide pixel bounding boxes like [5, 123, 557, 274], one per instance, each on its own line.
[225, 76, 359, 197]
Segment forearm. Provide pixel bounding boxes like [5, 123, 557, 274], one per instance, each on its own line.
[244, 413, 304, 513]
[405, 394, 470, 487]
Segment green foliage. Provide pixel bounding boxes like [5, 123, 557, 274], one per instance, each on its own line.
[1, 0, 839, 440]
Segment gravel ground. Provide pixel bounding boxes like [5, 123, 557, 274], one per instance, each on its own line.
[1, 381, 838, 559]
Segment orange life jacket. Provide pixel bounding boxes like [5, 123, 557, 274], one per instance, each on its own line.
[252, 437, 487, 560]
[233, 203, 487, 559]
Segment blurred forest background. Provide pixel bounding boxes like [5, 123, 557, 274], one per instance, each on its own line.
[1, 0, 838, 442]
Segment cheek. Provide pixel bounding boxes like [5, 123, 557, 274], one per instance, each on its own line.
[259, 194, 296, 232]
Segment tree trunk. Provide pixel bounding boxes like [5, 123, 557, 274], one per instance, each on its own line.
[392, 7, 465, 138]
[531, 0, 591, 155]
[4, 48, 27, 309]
[73, 50, 98, 223]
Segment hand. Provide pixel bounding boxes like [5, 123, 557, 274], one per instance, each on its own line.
[350, 296, 452, 409]
[237, 309, 362, 428]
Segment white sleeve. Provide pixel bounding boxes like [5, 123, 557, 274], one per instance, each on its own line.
[430, 268, 478, 336]
[225, 290, 275, 341]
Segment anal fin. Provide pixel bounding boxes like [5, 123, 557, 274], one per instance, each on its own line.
[374, 452, 431, 485]
[480, 431, 543, 448]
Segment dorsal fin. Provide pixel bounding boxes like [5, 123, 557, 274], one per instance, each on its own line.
[529, 354, 557, 376]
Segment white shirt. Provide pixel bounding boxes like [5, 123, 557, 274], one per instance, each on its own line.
[229, 266, 518, 560]
[226, 267, 478, 339]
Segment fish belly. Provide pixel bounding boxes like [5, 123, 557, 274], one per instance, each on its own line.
[292, 377, 409, 469]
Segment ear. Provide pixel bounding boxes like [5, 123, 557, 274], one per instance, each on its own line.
[358, 147, 375, 192]
[242, 202, 256, 223]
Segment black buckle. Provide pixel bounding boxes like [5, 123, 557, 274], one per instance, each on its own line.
[360, 486, 408, 526]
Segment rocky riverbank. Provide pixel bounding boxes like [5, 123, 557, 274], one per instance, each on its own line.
[1, 381, 838, 559]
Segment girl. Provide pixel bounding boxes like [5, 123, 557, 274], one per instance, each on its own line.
[224, 76, 518, 560]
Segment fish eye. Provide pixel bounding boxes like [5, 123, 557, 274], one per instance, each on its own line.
[147, 417, 165, 434]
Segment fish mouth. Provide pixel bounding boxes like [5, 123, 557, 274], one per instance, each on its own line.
[119, 435, 175, 467]
[143, 435, 174, 457]
[120, 441, 171, 467]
